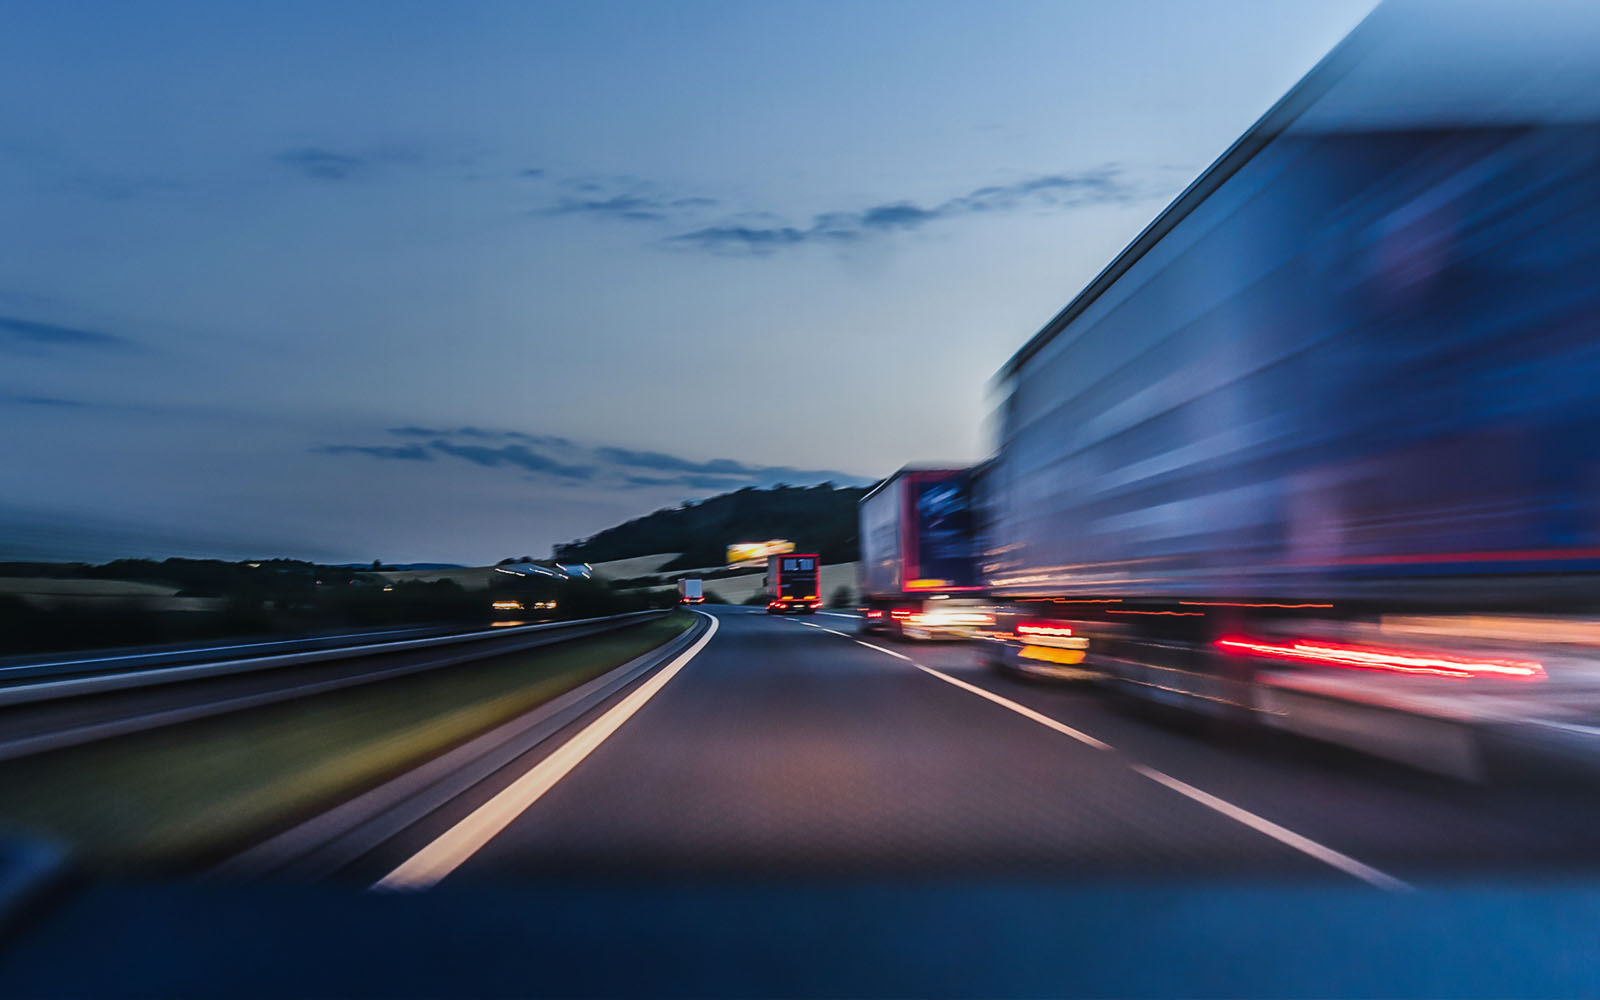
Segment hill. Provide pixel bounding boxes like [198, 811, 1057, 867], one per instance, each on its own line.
[553, 484, 872, 571]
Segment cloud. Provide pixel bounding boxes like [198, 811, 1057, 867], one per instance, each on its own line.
[428, 440, 594, 480]
[0, 315, 138, 353]
[543, 194, 672, 222]
[534, 175, 719, 224]
[386, 426, 571, 447]
[274, 147, 368, 180]
[316, 425, 866, 492]
[518, 167, 546, 178]
[312, 444, 434, 461]
[666, 165, 1139, 255]
[593, 446, 756, 477]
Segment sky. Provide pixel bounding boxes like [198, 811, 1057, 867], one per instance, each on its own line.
[0, 0, 1375, 565]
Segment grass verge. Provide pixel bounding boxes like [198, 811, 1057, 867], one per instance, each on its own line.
[0, 610, 696, 871]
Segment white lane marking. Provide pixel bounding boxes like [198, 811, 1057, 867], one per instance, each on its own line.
[793, 620, 852, 639]
[819, 629, 1410, 891]
[792, 620, 912, 661]
[856, 640, 912, 661]
[818, 611, 859, 620]
[912, 662, 1114, 752]
[372, 611, 720, 891]
[1128, 764, 1412, 892]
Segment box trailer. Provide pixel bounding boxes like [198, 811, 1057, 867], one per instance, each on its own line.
[858, 468, 988, 638]
[975, 0, 1600, 773]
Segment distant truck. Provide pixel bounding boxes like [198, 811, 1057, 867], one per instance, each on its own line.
[764, 554, 820, 614]
[857, 467, 989, 639]
[677, 578, 704, 604]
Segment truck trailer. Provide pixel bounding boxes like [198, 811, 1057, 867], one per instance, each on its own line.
[677, 578, 704, 604]
[764, 554, 820, 614]
[857, 468, 989, 639]
[976, 0, 1600, 776]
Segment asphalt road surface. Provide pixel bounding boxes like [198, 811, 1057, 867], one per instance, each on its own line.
[12, 605, 1600, 996]
[356, 606, 1600, 889]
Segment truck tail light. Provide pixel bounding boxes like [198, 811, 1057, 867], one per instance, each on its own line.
[1018, 622, 1073, 638]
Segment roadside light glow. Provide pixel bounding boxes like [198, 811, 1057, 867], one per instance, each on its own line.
[1216, 637, 1546, 680]
[491, 600, 524, 611]
[906, 579, 950, 590]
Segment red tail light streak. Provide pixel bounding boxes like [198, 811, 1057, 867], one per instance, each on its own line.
[1216, 638, 1545, 680]
[1017, 622, 1073, 638]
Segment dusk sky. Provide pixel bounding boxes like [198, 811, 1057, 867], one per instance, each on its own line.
[2, 0, 1374, 564]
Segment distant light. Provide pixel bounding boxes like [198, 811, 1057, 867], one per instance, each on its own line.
[491, 600, 524, 611]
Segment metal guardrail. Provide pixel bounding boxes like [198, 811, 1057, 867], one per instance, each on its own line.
[0, 611, 667, 709]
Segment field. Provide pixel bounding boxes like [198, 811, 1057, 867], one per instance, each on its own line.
[376, 553, 684, 592]
[0, 612, 694, 868]
[0, 577, 179, 597]
[373, 566, 505, 590]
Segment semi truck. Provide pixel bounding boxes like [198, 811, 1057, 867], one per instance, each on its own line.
[764, 554, 820, 614]
[677, 578, 704, 604]
[974, 0, 1600, 776]
[857, 467, 990, 639]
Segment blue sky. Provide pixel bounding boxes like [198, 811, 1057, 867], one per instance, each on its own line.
[1, 0, 1374, 563]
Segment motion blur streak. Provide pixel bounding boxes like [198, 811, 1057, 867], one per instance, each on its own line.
[1017, 623, 1074, 637]
[1217, 638, 1546, 680]
[372, 612, 719, 891]
[1177, 602, 1334, 609]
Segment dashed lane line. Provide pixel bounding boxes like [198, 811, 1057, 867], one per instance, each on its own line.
[786, 617, 1412, 892]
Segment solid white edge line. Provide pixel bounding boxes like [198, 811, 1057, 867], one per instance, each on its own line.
[371, 610, 720, 891]
[1128, 764, 1413, 892]
[830, 630, 1410, 892]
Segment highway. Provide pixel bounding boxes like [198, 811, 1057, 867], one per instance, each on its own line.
[351, 606, 1600, 889]
[10, 605, 1600, 996]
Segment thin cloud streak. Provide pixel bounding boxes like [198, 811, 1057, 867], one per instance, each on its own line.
[666, 165, 1140, 255]
[313, 444, 434, 461]
[316, 425, 867, 490]
[0, 315, 138, 353]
